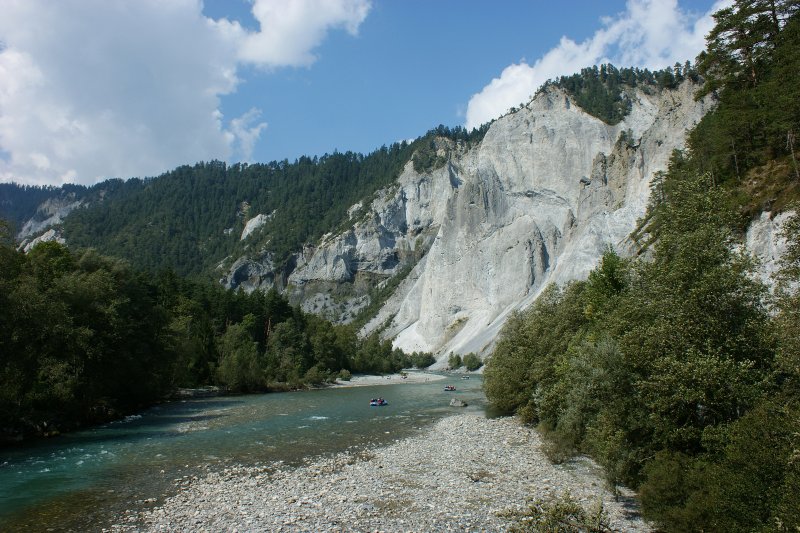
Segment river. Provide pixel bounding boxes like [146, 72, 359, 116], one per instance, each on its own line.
[0, 374, 487, 532]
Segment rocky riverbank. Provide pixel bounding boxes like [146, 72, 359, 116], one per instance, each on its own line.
[110, 414, 651, 532]
[332, 371, 448, 388]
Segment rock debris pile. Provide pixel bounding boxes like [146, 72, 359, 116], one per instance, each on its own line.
[111, 414, 651, 532]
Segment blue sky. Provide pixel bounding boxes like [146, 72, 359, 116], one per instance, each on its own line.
[0, 0, 725, 186]
[208, 1, 638, 162]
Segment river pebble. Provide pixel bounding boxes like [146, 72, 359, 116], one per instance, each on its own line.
[109, 414, 651, 532]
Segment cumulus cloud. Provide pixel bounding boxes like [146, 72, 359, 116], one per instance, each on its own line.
[0, 0, 371, 186]
[239, 0, 371, 68]
[465, 0, 732, 130]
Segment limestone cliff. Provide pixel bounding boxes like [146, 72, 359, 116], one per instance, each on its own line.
[17, 195, 82, 246]
[746, 210, 794, 288]
[262, 80, 711, 359]
[17, 193, 83, 241]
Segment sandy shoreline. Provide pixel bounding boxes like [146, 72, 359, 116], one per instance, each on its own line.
[111, 413, 651, 532]
[330, 371, 449, 388]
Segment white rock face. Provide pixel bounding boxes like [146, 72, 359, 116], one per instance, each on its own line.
[17, 196, 82, 241]
[240, 213, 273, 241]
[20, 228, 65, 252]
[371, 82, 707, 359]
[230, 81, 711, 361]
[746, 210, 794, 287]
[289, 173, 447, 285]
[283, 162, 450, 320]
[219, 255, 275, 294]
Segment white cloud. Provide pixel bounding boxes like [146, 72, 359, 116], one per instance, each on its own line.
[240, 0, 371, 68]
[0, 0, 371, 186]
[229, 108, 268, 162]
[465, 0, 732, 130]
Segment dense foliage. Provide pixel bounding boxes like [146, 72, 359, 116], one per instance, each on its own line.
[448, 353, 462, 370]
[60, 143, 417, 276]
[411, 123, 490, 173]
[463, 353, 482, 371]
[549, 63, 699, 125]
[486, 209, 799, 531]
[0, 233, 430, 443]
[677, 0, 800, 216]
[485, 2, 800, 531]
[0, 238, 174, 440]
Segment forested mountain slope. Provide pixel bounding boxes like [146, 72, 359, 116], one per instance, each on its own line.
[62, 147, 417, 277]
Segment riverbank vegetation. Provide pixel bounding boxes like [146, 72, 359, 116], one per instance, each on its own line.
[0, 230, 433, 443]
[486, 1, 800, 531]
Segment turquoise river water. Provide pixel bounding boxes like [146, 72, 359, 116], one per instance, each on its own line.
[0, 375, 488, 531]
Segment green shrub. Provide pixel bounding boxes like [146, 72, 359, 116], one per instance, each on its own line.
[484, 283, 589, 420]
[215, 315, 264, 392]
[639, 399, 800, 532]
[303, 365, 328, 385]
[538, 425, 578, 465]
[411, 352, 436, 369]
[338, 369, 352, 381]
[508, 491, 611, 532]
[448, 353, 462, 369]
[463, 352, 483, 371]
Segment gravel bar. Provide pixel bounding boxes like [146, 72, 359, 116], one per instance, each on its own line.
[110, 413, 651, 532]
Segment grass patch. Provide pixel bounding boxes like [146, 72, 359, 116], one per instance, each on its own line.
[734, 157, 800, 223]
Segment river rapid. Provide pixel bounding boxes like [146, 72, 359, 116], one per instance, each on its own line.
[0, 374, 487, 532]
